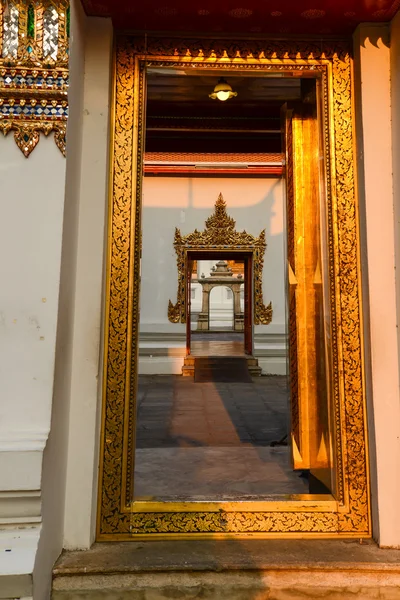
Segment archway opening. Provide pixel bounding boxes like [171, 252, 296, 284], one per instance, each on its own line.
[209, 284, 234, 331]
[190, 257, 246, 358]
[132, 66, 333, 504]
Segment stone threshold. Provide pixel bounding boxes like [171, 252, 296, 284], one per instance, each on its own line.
[52, 539, 400, 599]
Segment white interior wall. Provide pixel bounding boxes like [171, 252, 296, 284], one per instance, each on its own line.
[141, 176, 285, 333]
[353, 23, 400, 547]
[140, 177, 286, 373]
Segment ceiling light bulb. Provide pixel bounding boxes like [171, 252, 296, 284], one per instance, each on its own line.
[216, 90, 230, 101]
[209, 78, 237, 101]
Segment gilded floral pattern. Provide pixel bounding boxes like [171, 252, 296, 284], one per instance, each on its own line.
[98, 36, 370, 538]
[168, 193, 273, 326]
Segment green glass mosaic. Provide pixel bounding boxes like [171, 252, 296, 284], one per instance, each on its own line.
[67, 6, 70, 38]
[27, 4, 35, 38]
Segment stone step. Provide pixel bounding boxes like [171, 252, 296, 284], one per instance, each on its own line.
[52, 540, 400, 599]
[194, 357, 252, 382]
[182, 355, 262, 377]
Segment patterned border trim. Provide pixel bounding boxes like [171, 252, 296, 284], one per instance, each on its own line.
[97, 35, 370, 538]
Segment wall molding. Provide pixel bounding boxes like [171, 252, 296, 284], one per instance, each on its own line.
[0, 431, 48, 494]
[0, 430, 49, 453]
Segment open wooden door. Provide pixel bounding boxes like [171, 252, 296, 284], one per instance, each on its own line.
[244, 254, 253, 355]
[186, 257, 193, 355]
[282, 85, 332, 491]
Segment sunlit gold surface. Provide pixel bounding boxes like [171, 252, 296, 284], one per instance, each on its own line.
[284, 102, 330, 478]
[98, 36, 370, 539]
[168, 193, 273, 325]
[0, 1, 68, 156]
[0, 119, 66, 156]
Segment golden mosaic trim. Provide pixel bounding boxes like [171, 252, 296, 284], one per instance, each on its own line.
[0, 0, 69, 67]
[333, 53, 368, 531]
[0, 119, 65, 156]
[168, 193, 272, 325]
[98, 35, 370, 538]
[124, 60, 147, 506]
[0, 1, 69, 157]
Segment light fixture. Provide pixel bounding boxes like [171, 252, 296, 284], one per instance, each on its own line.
[209, 78, 237, 102]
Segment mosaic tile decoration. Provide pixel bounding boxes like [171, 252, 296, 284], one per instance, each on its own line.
[43, 6, 59, 60]
[2, 4, 19, 59]
[0, 1, 69, 157]
[0, 103, 68, 118]
[0, 74, 68, 88]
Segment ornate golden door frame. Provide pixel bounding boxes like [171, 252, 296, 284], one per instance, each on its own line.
[167, 193, 273, 327]
[97, 36, 370, 539]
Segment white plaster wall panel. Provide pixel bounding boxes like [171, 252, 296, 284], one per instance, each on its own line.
[0, 452, 42, 492]
[0, 117, 65, 599]
[139, 357, 185, 375]
[392, 13, 400, 386]
[141, 177, 286, 335]
[0, 136, 65, 433]
[0, 528, 40, 598]
[388, 13, 400, 547]
[353, 24, 400, 547]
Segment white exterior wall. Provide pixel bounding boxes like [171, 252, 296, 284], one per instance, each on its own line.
[389, 12, 400, 547]
[3, 16, 400, 599]
[0, 64, 66, 600]
[353, 23, 400, 547]
[39, 6, 112, 596]
[140, 176, 287, 374]
[0, 5, 113, 599]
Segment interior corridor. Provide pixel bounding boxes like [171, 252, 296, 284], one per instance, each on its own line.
[134, 374, 309, 500]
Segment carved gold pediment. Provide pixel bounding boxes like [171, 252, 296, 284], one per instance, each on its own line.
[168, 193, 272, 325]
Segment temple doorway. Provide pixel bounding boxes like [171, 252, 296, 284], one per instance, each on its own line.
[133, 66, 332, 503]
[97, 35, 370, 540]
[188, 254, 253, 359]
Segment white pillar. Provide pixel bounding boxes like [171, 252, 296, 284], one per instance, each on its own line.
[32, 2, 87, 598]
[34, 4, 113, 597]
[353, 24, 400, 547]
[54, 15, 113, 552]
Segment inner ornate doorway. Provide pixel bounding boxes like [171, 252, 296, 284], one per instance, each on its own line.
[168, 194, 272, 360]
[186, 252, 252, 357]
[97, 35, 370, 540]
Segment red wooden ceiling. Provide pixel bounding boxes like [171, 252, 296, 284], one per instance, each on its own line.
[80, 0, 400, 34]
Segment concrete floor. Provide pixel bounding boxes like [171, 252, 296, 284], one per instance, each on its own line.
[134, 375, 309, 500]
